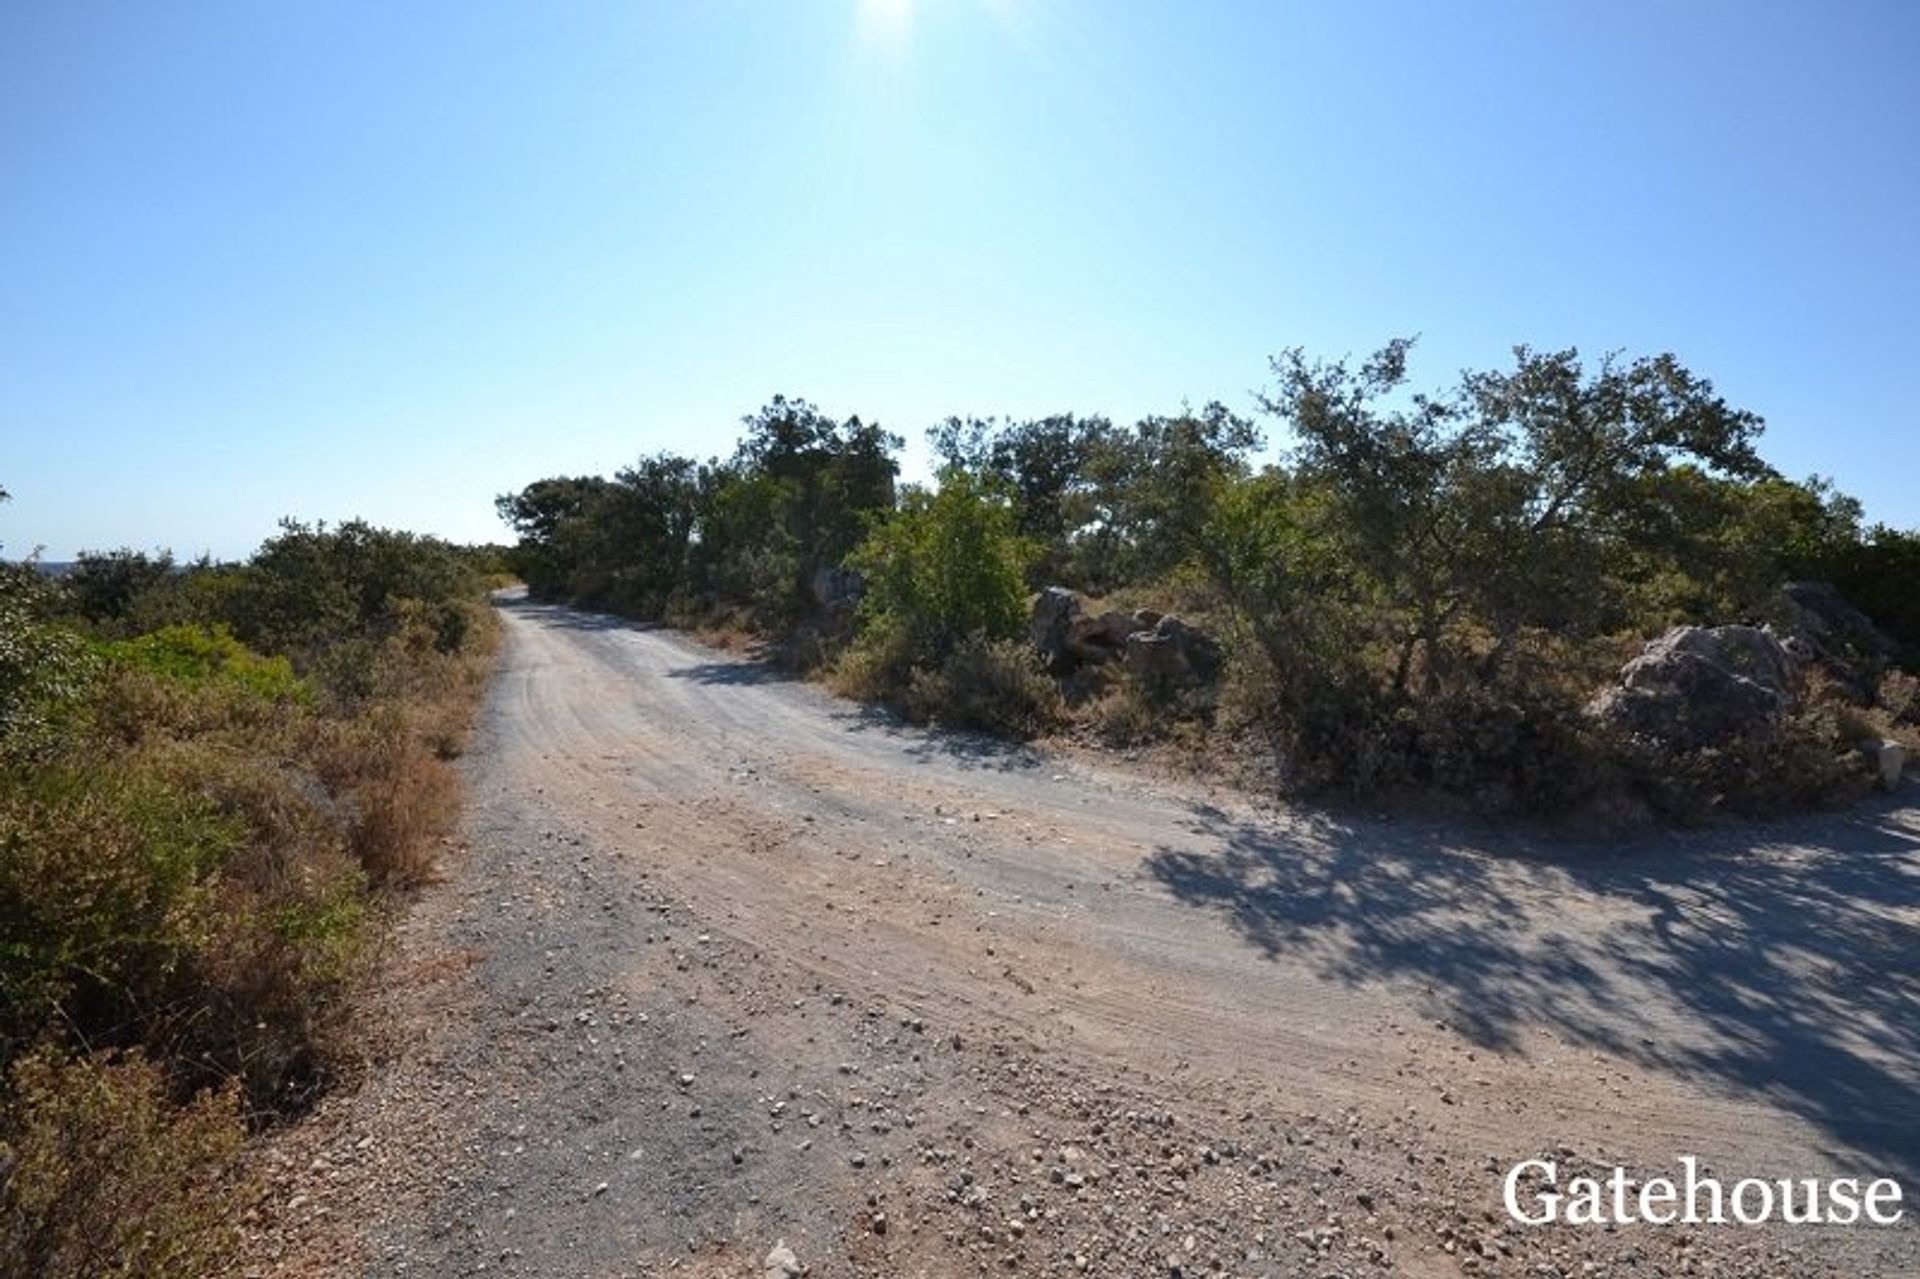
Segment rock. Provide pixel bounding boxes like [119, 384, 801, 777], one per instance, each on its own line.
[1030, 587, 1083, 674]
[1860, 738, 1907, 790]
[1588, 625, 1800, 748]
[1066, 609, 1137, 665]
[1124, 615, 1223, 687]
[764, 1239, 801, 1278]
[1032, 587, 1141, 670]
[1033, 588, 1220, 679]
[1779, 581, 1898, 703]
[1782, 581, 1897, 659]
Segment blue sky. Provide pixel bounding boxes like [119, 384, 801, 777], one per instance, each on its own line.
[3, 1, 1916, 560]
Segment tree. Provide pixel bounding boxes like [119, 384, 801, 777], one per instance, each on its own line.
[494, 476, 613, 600]
[1260, 340, 1777, 693]
[719, 397, 902, 620]
[62, 550, 177, 634]
[1081, 402, 1263, 589]
[847, 468, 1032, 668]
[930, 413, 1112, 585]
[1826, 524, 1920, 669]
[494, 476, 607, 546]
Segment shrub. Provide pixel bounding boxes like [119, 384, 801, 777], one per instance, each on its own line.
[0, 1049, 243, 1279]
[902, 634, 1060, 737]
[173, 869, 367, 1113]
[0, 692, 374, 1115]
[0, 764, 240, 1060]
[0, 506, 498, 1269]
[1087, 677, 1160, 746]
[0, 566, 94, 754]
[1592, 665, 1911, 821]
[1880, 669, 1919, 726]
[61, 550, 178, 636]
[128, 742, 368, 1111]
[848, 469, 1034, 673]
[317, 709, 458, 888]
[1399, 679, 1605, 813]
[225, 519, 480, 663]
[88, 665, 301, 755]
[101, 625, 310, 707]
[1621, 714, 1870, 821]
[829, 623, 917, 706]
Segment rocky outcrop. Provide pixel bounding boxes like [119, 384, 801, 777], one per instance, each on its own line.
[1125, 614, 1224, 687]
[1030, 588, 1220, 686]
[1588, 624, 1800, 748]
[1030, 587, 1082, 675]
[1782, 581, 1897, 658]
[1067, 609, 1140, 665]
[1779, 580, 1898, 704]
[1032, 588, 1137, 671]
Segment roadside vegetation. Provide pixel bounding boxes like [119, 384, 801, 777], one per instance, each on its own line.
[0, 504, 501, 1278]
[498, 342, 1918, 820]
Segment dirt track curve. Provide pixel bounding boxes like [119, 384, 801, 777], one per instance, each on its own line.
[246, 593, 1920, 1278]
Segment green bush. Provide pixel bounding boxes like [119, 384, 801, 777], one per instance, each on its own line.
[849, 468, 1033, 671]
[62, 550, 178, 637]
[226, 519, 479, 663]
[829, 623, 917, 705]
[0, 566, 94, 754]
[0, 497, 498, 1273]
[101, 625, 311, 707]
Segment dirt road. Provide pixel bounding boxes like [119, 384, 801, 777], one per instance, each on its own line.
[249, 595, 1920, 1277]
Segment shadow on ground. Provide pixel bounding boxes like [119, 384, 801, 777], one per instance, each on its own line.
[665, 659, 795, 688]
[830, 703, 1048, 773]
[1147, 795, 1920, 1179]
[501, 595, 799, 686]
[498, 593, 651, 634]
[501, 592, 1918, 1177]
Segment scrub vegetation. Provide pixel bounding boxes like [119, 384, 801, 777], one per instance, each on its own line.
[498, 342, 1919, 816]
[0, 507, 501, 1278]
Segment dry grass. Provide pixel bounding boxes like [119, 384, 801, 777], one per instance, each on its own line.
[306, 605, 499, 887]
[0, 1050, 245, 1279]
[347, 736, 460, 889]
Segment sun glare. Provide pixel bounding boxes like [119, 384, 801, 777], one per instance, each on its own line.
[858, 0, 914, 47]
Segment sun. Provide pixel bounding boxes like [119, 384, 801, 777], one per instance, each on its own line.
[859, 0, 914, 37]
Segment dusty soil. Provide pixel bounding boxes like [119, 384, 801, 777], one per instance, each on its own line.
[240, 594, 1919, 1278]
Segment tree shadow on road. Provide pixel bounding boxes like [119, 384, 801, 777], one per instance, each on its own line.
[502, 596, 800, 686]
[1146, 795, 1920, 1179]
[830, 703, 1048, 773]
[664, 659, 797, 687]
[499, 595, 651, 633]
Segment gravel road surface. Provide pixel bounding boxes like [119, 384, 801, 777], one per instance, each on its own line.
[242, 593, 1920, 1278]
